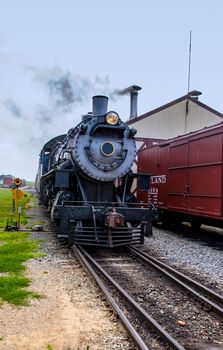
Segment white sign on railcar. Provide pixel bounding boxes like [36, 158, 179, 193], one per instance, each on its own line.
[150, 175, 166, 184]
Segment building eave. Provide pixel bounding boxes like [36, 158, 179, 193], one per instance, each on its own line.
[127, 94, 223, 125]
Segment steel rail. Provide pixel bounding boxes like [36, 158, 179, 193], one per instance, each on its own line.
[129, 246, 223, 306]
[128, 246, 223, 319]
[77, 245, 186, 350]
[72, 245, 150, 350]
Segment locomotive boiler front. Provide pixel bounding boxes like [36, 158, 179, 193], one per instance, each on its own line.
[70, 96, 137, 181]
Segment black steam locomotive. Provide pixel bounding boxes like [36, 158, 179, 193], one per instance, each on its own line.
[35, 95, 153, 247]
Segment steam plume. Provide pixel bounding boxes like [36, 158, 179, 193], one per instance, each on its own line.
[26, 66, 114, 111]
[3, 98, 23, 119]
[114, 85, 142, 96]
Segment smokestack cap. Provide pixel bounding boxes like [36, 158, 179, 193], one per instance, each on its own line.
[131, 85, 142, 92]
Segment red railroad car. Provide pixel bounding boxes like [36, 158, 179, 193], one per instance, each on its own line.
[138, 122, 223, 228]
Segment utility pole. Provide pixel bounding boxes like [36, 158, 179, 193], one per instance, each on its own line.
[187, 30, 192, 93]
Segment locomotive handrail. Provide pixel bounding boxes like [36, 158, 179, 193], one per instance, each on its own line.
[40, 169, 55, 178]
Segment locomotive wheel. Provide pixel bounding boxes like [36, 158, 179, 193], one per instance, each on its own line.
[143, 220, 153, 237]
[68, 221, 83, 246]
[68, 223, 76, 246]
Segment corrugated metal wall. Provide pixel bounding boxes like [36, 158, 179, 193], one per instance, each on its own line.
[130, 99, 222, 139]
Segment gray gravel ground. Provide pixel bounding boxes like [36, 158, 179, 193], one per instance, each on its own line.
[143, 225, 223, 291]
[0, 196, 136, 350]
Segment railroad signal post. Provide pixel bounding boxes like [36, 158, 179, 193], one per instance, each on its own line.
[12, 178, 23, 230]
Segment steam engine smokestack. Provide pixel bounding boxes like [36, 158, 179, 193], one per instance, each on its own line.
[92, 95, 108, 116]
[115, 85, 142, 119]
[130, 85, 141, 119]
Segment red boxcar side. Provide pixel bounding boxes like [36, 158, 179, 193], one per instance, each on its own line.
[138, 122, 223, 227]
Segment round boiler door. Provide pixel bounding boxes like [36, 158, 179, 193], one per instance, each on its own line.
[100, 141, 115, 157]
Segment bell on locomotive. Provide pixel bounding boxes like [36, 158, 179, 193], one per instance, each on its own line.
[35, 95, 153, 247]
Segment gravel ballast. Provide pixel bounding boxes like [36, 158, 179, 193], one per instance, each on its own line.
[1, 194, 223, 349]
[143, 225, 223, 292]
[0, 197, 135, 350]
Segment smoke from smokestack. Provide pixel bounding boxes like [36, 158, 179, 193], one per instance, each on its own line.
[3, 98, 23, 119]
[26, 66, 114, 112]
[2, 66, 127, 159]
[114, 85, 142, 96]
[3, 66, 143, 173]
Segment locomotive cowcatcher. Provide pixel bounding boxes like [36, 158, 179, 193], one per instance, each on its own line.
[35, 95, 153, 247]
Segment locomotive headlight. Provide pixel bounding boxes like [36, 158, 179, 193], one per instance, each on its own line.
[105, 111, 119, 125]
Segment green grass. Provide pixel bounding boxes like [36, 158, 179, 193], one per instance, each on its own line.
[46, 345, 53, 350]
[0, 276, 39, 305]
[26, 181, 34, 187]
[0, 188, 30, 229]
[0, 189, 42, 305]
[0, 231, 41, 305]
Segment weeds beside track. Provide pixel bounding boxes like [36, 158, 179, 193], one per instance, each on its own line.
[0, 189, 42, 305]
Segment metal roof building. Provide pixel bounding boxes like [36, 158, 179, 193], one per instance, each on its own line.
[127, 92, 223, 140]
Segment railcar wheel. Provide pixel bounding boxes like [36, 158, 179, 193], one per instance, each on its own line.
[191, 220, 201, 230]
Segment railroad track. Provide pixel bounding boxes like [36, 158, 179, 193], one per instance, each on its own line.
[128, 246, 223, 320]
[72, 245, 223, 350]
[73, 245, 185, 350]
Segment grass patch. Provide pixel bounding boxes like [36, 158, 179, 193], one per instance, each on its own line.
[26, 181, 34, 187]
[0, 189, 42, 305]
[0, 188, 31, 229]
[0, 231, 42, 305]
[46, 344, 53, 350]
[0, 276, 40, 305]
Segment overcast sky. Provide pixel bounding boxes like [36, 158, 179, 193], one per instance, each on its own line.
[0, 0, 223, 180]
